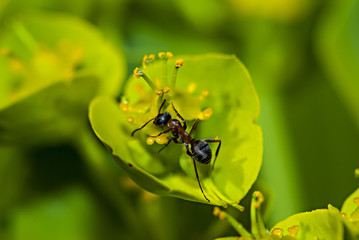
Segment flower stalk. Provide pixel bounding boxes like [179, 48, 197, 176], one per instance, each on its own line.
[213, 191, 299, 239]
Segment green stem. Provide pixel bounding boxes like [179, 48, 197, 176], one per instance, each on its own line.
[74, 128, 143, 237]
[222, 210, 252, 239]
[141, 72, 156, 91]
[170, 67, 178, 94]
[162, 59, 168, 87]
[256, 206, 267, 237]
[250, 198, 261, 239]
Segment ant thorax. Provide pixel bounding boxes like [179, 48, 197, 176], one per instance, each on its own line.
[168, 119, 182, 129]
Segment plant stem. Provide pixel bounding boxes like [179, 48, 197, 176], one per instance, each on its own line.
[74, 128, 144, 238]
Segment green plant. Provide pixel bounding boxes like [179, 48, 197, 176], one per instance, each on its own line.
[0, 13, 125, 146]
[89, 53, 262, 208]
[214, 187, 359, 240]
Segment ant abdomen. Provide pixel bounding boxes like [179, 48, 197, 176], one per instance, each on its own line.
[153, 112, 171, 127]
[191, 140, 212, 164]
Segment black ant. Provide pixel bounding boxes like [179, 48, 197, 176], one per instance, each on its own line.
[131, 99, 221, 202]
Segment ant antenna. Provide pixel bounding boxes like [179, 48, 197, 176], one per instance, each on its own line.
[131, 99, 168, 137]
[131, 117, 155, 136]
[158, 99, 167, 115]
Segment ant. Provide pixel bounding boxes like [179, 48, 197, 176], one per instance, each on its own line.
[131, 99, 221, 202]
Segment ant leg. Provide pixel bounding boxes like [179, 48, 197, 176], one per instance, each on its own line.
[189, 118, 200, 136]
[204, 139, 221, 170]
[158, 138, 179, 152]
[158, 99, 167, 115]
[131, 118, 156, 136]
[151, 128, 171, 137]
[185, 143, 210, 202]
[159, 138, 174, 152]
[171, 102, 187, 130]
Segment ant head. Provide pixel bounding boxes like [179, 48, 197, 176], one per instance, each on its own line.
[154, 112, 171, 127]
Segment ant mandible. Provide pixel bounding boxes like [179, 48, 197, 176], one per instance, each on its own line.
[131, 99, 221, 202]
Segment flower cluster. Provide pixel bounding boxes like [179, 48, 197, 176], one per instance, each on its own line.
[120, 52, 213, 145]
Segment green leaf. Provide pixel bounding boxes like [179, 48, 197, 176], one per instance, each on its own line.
[316, 0, 359, 129]
[340, 188, 359, 238]
[341, 188, 359, 217]
[0, 74, 98, 145]
[89, 54, 262, 207]
[0, 13, 126, 145]
[272, 209, 344, 240]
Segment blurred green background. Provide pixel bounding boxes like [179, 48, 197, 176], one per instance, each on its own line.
[1, 0, 359, 239]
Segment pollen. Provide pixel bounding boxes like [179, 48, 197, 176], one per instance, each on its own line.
[158, 52, 166, 59]
[120, 102, 129, 112]
[199, 108, 213, 120]
[142, 55, 148, 66]
[175, 59, 184, 68]
[133, 67, 142, 78]
[201, 89, 209, 99]
[354, 197, 359, 205]
[163, 87, 170, 93]
[215, 136, 219, 141]
[213, 207, 221, 216]
[187, 82, 197, 93]
[155, 89, 163, 95]
[127, 116, 134, 124]
[142, 54, 155, 67]
[159, 52, 173, 59]
[287, 225, 299, 237]
[155, 136, 168, 144]
[148, 54, 155, 61]
[253, 191, 264, 208]
[271, 228, 283, 237]
[146, 137, 155, 145]
[340, 212, 348, 219]
[213, 207, 225, 220]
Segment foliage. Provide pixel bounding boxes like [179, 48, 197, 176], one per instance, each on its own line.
[214, 189, 359, 240]
[0, 0, 359, 239]
[0, 13, 125, 146]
